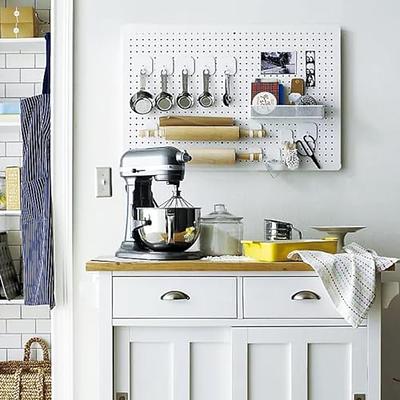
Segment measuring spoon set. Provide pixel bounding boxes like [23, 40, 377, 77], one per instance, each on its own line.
[130, 69, 234, 115]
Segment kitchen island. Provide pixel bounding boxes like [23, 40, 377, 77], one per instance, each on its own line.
[88, 258, 385, 400]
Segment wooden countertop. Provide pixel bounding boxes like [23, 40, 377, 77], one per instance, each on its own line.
[86, 258, 313, 272]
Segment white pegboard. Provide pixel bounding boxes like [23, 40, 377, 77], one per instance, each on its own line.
[123, 25, 341, 171]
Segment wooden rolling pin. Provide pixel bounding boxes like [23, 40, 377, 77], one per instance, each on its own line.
[139, 126, 266, 140]
[159, 116, 234, 127]
[188, 148, 263, 165]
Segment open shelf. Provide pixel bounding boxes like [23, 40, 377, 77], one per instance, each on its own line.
[0, 210, 21, 216]
[250, 105, 325, 120]
[0, 115, 20, 127]
[0, 296, 23, 304]
[0, 37, 45, 52]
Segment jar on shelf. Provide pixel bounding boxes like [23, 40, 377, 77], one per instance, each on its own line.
[0, 175, 6, 210]
[200, 204, 243, 256]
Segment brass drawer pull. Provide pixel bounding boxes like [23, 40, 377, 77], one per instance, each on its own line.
[291, 290, 320, 300]
[161, 290, 190, 301]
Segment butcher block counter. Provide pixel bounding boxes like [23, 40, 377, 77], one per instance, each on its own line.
[86, 258, 312, 271]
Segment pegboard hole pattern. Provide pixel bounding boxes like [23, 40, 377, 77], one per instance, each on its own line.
[125, 27, 341, 171]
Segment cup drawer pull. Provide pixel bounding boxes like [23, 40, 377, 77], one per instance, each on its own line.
[291, 290, 320, 300]
[161, 290, 190, 301]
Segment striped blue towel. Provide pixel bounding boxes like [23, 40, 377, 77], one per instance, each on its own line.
[20, 94, 54, 308]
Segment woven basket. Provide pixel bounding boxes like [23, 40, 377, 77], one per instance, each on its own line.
[0, 337, 51, 400]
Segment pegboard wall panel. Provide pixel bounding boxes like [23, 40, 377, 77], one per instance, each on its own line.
[123, 25, 341, 171]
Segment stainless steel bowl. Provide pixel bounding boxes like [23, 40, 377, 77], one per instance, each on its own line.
[135, 207, 201, 252]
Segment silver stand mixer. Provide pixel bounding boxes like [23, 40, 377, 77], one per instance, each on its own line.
[116, 146, 202, 260]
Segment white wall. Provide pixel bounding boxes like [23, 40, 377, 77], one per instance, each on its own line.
[74, 0, 400, 398]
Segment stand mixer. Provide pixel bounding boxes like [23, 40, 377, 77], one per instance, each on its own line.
[116, 146, 202, 260]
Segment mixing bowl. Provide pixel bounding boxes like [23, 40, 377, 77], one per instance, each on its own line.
[135, 207, 201, 252]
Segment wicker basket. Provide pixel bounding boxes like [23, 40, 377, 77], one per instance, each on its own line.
[0, 337, 51, 400]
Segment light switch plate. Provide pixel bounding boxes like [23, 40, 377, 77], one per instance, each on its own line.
[116, 393, 128, 400]
[96, 167, 112, 197]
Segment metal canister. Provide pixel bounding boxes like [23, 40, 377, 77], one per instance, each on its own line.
[264, 219, 302, 240]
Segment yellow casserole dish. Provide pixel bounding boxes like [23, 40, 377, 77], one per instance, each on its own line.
[241, 239, 337, 262]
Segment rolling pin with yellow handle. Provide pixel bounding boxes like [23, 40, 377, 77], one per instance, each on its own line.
[188, 148, 263, 165]
[139, 126, 267, 140]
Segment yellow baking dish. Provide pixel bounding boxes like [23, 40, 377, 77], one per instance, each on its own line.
[241, 239, 337, 262]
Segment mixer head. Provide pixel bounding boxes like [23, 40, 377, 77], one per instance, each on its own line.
[120, 146, 192, 186]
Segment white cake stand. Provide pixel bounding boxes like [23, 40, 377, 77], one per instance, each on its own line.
[311, 226, 366, 251]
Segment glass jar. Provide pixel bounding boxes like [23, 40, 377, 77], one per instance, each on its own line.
[200, 204, 243, 256]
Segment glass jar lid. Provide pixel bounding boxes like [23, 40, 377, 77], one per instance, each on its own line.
[200, 204, 243, 223]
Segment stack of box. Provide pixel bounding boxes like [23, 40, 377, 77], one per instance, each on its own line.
[0, 7, 37, 38]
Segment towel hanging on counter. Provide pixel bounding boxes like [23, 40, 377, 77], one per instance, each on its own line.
[20, 94, 54, 308]
[288, 242, 398, 327]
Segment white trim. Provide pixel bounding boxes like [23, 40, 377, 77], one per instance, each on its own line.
[51, 0, 74, 399]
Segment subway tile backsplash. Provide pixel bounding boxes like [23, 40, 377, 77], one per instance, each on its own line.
[0, 0, 51, 360]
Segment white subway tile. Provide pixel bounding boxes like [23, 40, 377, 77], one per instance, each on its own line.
[22, 333, 51, 348]
[9, 245, 21, 260]
[0, 156, 22, 171]
[0, 320, 5, 333]
[36, 319, 51, 333]
[22, 305, 49, 319]
[0, 142, 6, 156]
[38, 24, 50, 37]
[36, 9, 50, 24]
[0, 54, 5, 68]
[7, 348, 24, 360]
[0, 69, 20, 83]
[35, 348, 51, 360]
[35, 53, 46, 68]
[34, 82, 43, 95]
[7, 319, 35, 333]
[0, 334, 21, 348]
[5, 0, 35, 7]
[20, 68, 45, 83]
[7, 230, 22, 246]
[3, 216, 21, 231]
[6, 142, 22, 157]
[0, 349, 6, 361]
[36, 0, 51, 9]
[5, 83, 35, 98]
[0, 83, 5, 97]
[0, 304, 21, 319]
[0, 129, 20, 142]
[6, 54, 35, 69]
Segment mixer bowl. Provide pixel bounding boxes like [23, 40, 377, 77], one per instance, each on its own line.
[135, 207, 201, 252]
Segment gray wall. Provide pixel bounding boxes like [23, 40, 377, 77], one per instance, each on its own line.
[74, 0, 400, 398]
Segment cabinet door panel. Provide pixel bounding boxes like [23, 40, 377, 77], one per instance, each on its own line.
[308, 343, 350, 400]
[248, 343, 291, 400]
[233, 327, 367, 400]
[114, 327, 231, 400]
[131, 342, 173, 400]
[190, 342, 231, 400]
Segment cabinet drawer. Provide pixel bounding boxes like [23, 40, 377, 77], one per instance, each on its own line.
[243, 277, 341, 319]
[113, 277, 237, 318]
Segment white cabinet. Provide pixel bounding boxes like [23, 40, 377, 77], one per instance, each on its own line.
[103, 273, 379, 400]
[232, 327, 367, 400]
[114, 327, 231, 400]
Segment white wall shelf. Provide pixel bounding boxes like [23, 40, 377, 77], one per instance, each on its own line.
[0, 296, 23, 304]
[0, 210, 21, 216]
[250, 105, 325, 120]
[0, 37, 46, 52]
[0, 115, 20, 127]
